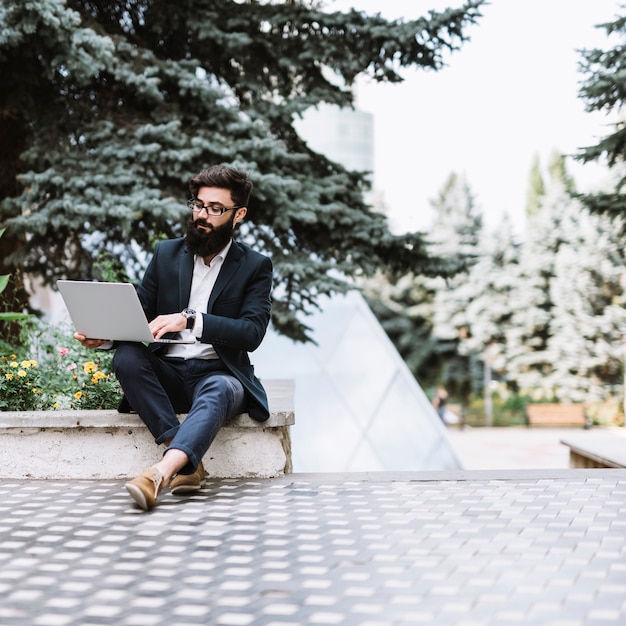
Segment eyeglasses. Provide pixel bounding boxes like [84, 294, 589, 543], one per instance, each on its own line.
[187, 198, 243, 216]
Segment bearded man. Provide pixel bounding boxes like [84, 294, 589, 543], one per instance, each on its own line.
[74, 164, 273, 510]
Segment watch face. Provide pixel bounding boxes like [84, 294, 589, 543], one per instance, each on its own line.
[183, 309, 196, 330]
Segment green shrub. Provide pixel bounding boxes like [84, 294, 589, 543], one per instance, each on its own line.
[585, 398, 624, 427]
[458, 389, 529, 427]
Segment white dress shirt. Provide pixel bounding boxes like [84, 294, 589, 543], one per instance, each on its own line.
[165, 240, 232, 360]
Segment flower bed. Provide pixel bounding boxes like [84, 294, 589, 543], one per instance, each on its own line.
[0, 320, 122, 411]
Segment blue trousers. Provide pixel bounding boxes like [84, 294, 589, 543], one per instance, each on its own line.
[112, 343, 245, 475]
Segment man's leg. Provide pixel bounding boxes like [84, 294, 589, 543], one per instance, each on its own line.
[168, 370, 246, 476]
[122, 357, 245, 509]
[113, 343, 188, 444]
[116, 343, 191, 511]
[163, 372, 246, 496]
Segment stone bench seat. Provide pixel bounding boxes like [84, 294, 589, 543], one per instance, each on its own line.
[0, 379, 294, 480]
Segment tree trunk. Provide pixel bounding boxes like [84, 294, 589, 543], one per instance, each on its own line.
[0, 110, 31, 344]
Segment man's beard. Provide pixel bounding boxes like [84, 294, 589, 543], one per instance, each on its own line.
[184, 216, 235, 258]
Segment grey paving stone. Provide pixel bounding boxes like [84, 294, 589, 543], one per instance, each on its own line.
[0, 471, 624, 625]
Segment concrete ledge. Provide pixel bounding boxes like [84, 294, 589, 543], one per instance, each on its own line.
[0, 379, 294, 480]
[561, 430, 626, 468]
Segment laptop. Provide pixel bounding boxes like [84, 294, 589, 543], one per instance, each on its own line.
[57, 280, 196, 344]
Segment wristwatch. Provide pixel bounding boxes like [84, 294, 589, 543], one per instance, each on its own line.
[181, 308, 196, 330]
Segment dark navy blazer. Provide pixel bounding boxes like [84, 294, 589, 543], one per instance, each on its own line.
[137, 237, 273, 422]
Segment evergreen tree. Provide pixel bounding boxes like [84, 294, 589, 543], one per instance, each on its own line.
[428, 172, 482, 257]
[545, 201, 626, 402]
[504, 151, 626, 402]
[576, 8, 626, 226]
[525, 153, 545, 218]
[366, 155, 626, 408]
[547, 149, 575, 192]
[362, 172, 484, 395]
[362, 270, 439, 388]
[0, 0, 484, 341]
[430, 172, 483, 397]
[504, 154, 574, 396]
[456, 212, 522, 391]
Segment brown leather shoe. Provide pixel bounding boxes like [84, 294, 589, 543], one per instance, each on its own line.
[125, 467, 164, 510]
[170, 461, 205, 495]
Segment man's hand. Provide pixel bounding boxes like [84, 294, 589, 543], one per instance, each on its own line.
[148, 313, 187, 340]
[73, 332, 109, 349]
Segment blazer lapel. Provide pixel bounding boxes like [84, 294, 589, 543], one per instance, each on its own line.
[208, 242, 242, 311]
[179, 247, 194, 309]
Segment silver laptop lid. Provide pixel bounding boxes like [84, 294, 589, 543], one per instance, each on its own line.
[57, 280, 195, 344]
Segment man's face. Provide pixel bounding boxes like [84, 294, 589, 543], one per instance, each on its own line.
[185, 187, 246, 258]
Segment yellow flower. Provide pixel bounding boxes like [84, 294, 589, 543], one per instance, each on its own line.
[17, 370, 26, 377]
[74, 391, 83, 399]
[10, 354, 16, 360]
[10, 361, 18, 368]
[83, 361, 96, 374]
[53, 402, 60, 409]
[5, 372, 13, 380]
[20, 360, 36, 369]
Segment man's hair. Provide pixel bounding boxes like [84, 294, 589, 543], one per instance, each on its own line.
[188, 164, 253, 208]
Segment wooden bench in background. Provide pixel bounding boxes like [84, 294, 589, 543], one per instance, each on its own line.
[525, 403, 588, 428]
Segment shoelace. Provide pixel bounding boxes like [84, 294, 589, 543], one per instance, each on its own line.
[149, 467, 164, 498]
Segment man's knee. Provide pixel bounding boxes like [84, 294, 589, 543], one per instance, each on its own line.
[196, 375, 229, 398]
[112, 342, 147, 374]
[195, 374, 244, 416]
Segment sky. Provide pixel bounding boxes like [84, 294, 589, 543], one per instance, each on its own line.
[329, 0, 622, 236]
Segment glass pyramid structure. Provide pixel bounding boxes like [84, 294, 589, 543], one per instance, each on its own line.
[253, 290, 464, 472]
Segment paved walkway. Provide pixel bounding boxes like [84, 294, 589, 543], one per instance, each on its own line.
[446, 426, 579, 470]
[1, 469, 625, 626]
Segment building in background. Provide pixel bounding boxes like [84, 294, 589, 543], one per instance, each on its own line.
[295, 103, 375, 176]
[294, 103, 387, 216]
